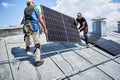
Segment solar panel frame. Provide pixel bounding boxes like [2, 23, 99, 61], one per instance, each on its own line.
[96, 40, 120, 56]
[41, 5, 81, 43]
[62, 14, 81, 42]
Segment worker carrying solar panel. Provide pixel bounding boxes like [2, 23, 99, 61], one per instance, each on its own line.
[21, 0, 48, 67]
[74, 12, 89, 48]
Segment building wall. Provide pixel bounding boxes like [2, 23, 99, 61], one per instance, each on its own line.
[0, 27, 23, 37]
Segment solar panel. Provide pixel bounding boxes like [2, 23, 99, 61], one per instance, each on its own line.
[41, 5, 81, 43]
[96, 40, 120, 56]
[81, 34, 102, 44]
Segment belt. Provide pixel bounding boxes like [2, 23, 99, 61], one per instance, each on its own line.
[24, 23, 33, 35]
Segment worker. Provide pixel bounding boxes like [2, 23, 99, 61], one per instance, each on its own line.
[23, 0, 48, 67]
[74, 12, 89, 48]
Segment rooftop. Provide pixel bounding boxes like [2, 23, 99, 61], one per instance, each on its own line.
[0, 25, 120, 80]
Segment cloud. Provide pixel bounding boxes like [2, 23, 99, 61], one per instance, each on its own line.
[2, 2, 15, 8]
[52, 0, 120, 27]
[2, 2, 9, 8]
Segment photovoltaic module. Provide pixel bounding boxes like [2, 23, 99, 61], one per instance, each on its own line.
[41, 5, 81, 43]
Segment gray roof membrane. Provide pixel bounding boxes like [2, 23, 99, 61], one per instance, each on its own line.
[0, 28, 120, 80]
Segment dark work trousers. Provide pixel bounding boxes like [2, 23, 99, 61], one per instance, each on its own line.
[80, 27, 88, 44]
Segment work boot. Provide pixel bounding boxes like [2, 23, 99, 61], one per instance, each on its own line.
[35, 60, 44, 67]
[26, 46, 30, 51]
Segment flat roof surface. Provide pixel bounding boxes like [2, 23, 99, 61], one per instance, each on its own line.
[0, 27, 120, 80]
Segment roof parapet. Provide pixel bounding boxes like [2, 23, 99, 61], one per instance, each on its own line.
[91, 16, 106, 21]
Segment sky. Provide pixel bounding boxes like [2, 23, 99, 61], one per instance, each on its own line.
[0, 0, 120, 27]
[0, 0, 57, 26]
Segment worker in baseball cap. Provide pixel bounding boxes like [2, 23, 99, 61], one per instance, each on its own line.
[23, 0, 48, 67]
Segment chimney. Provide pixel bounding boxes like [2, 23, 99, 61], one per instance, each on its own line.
[91, 17, 107, 37]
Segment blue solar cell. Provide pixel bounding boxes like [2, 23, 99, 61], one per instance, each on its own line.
[41, 5, 81, 43]
[96, 40, 120, 56]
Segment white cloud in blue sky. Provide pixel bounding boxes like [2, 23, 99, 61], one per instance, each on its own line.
[53, 0, 120, 27]
[1, 2, 15, 8]
[0, 0, 120, 26]
[0, 0, 56, 26]
[2, 2, 9, 8]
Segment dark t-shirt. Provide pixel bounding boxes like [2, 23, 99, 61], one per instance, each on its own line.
[76, 17, 88, 28]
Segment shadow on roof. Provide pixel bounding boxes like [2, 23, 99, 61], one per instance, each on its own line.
[11, 42, 78, 66]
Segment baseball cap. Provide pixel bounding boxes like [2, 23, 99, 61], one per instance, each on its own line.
[26, 0, 33, 5]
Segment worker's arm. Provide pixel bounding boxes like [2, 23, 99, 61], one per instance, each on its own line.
[80, 22, 85, 31]
[36, 6, 48, 34]
[74, 20, 78, 27]
[39, 14, 48, 34]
